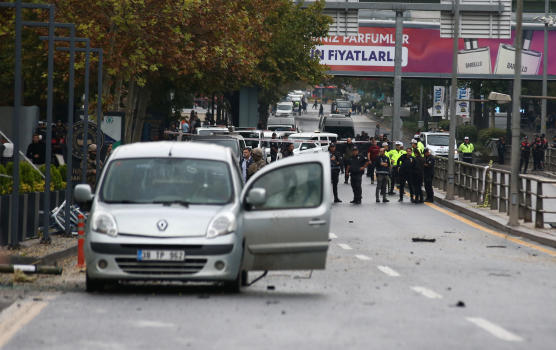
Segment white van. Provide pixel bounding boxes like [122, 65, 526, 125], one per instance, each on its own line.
[289, 132, 338, 155]
[276, 102, 293, 117]
[420, 132, 459, 160]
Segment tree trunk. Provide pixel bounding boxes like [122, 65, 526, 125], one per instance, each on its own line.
[124, 79, 137, 143]
[132, 87, 151, 142]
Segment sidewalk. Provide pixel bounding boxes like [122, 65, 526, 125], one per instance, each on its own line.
[433, 189, 556, 249]
[0, 235, 77, 266]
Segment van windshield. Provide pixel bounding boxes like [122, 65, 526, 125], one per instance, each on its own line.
[277, 105, 292, 111]
[101, 158, 233, 205]
[427, 135, 450, 146]
[337, 101, 351, 108]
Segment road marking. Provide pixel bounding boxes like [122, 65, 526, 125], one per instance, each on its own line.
[355, 254, 371, 261]
[425, 202, 556, 257]
[377, 265, 400, 277]
[329, 233, 338, 239]
[0, 297, 51, 347]
[466, 317, 523, 342]
[411, 286, 443, 299]
[338, 243, 352, 250]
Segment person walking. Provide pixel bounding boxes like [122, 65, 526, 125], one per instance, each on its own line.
[343, 138, 355, 184]
[367, 138, 380, 184]
[497, 136, 506, 164]
[412, 148, 424, 203]
[458, 136, 474, 164]
[397, 148, 415, 202]
[319, 104, 324, 118]
[312, 100, 318, 110]
[346, 147, 367, 204]
[520, 136, 531, 173]
[423, 148, 435, 202]
[374, 148, 391, 203]
[329, 143, 343, 203]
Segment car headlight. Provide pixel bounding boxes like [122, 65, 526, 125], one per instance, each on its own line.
[207, 212, 236, 239]
[91, 212, 118, 237]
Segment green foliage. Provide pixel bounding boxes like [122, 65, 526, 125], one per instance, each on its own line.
[478, 128, 506, 146]
[0, 164, 11, 195]
[456, 124, 478, 143]
[438, 120, 450, 131]
[59, 164, 68, 182]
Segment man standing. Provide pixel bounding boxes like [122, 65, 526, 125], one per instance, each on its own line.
[86, 144, 102, 191]
[319, 104, 324, 118]
[282, 143, 295, 158]
[343, 138, 355, 184]
[532, 136, 544, 171]
[346, 147, 367, 204]
[26, 134, 46, 165]
[423, 148, 435, 202]
[382, 142, 395, 195]
[367, 138, 380, 184]
[269, 133, 279, 162]
[388, 141, 405, 194]
[520, 136, 531, 173]
[397, 148, 415, 202]
[239, 148, 253, 183]
[374, 123, 380, 139]
[497, 136, 506, 164]
[247, 148, 266, 180]
[329, 143, 343, 203]
[458, 136, 474, 164]
[374, 148, 390, 203]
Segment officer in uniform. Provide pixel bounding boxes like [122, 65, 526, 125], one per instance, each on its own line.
[414, 134, 425, 154]
[85, 144, 102, 191]
[346, 147, 368, 204]
[329, 143, 343, 203]
[374, 148, 391, 203]
[423, 148, 435, 202]
[458, 136, 474, 163]
[387, 141, 406, 195]
[381, 142, 394, 195]
[397, 148, 415, 202]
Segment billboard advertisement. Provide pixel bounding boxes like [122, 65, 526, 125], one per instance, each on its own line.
[313, 24, 556, 77]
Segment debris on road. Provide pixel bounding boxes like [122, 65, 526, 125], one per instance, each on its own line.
[412, 238, 436, 243]
[348, 220, 354, 223]
[267, 285, 276, 290]
[452, 300, 466, 308]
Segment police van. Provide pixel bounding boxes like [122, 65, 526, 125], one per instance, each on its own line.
[420, 132, 459, 160]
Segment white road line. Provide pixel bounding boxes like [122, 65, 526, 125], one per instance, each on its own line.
[411, 286, 443, 299]
[377, 265, 400, 277]
[355, 254, 371, 261]
[338, 243, 352, 250]
[329, 233, 338, 239]
[466, 317, 523, 342]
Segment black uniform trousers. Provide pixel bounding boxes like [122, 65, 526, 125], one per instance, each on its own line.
[331, 169, 340, 200]
[412, 174, 424, 202]
[389, 166, 398, 193]
[351, 174, 362, 202]
[424, 175, 434, 201]
[520, 154, 529, 173]
[399, 172, 413, 199]
[376, 173, 388, 200]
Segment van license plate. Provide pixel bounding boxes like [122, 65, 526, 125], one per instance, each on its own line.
[137, 250, 185, 261]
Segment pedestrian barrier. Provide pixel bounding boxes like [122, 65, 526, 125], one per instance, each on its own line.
[76, 214, 85, 268]
[434, 157, 556, 228]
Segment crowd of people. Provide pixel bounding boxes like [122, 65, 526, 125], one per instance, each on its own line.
[519, 134, 549, 173]
[328, 134, 435, 205]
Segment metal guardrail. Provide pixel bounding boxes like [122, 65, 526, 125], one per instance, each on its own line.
[434, 157, 556, 228]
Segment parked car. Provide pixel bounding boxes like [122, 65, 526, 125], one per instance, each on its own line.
[74, 142, 331, 292]
[289, 132, 338, 155]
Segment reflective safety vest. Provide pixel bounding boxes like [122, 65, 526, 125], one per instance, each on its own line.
[458, 142, 474, 154]
[388, 149, 406, 165]
[417, 141, 425, 153]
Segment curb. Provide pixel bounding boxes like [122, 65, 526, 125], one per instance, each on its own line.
[33, 243, 78, 266]
[434, 195, 556, 249]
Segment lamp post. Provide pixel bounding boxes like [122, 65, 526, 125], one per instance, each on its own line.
[534, 4, 554, 137]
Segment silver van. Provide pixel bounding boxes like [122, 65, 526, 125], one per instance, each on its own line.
[75, 142, 331, 292]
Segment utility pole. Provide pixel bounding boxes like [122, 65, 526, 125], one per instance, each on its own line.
[509, 0, 523, 227]
[541, 0, 549, 136]
[446, 0, 460, 200]
[392, 10, 403, 141]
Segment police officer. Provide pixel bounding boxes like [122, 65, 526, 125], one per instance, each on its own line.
[387, 141, 406, 195]
[414, 134, 425, 154]
[374, 148, 390, 203]
[346, 147, 367, 204]
[343, 138, 355, 184]
[397, 148, 415, 202]
[520, 136, 531, 173]
[423, 148, 435, 202]
[329, 143, 343, 203]
[458, 136, 474, 163]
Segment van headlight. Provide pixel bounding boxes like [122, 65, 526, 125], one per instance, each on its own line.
[91, 212, 118, 237]
[207, 212, 236, 239]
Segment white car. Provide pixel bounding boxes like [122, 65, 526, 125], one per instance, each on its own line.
[74, 142, 331, 293]
[420, 132, 459, 160]
[276, 102, 294, 117]
[289, 132, 338, 155]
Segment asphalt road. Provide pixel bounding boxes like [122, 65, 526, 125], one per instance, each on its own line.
[1, 109, 555, 349]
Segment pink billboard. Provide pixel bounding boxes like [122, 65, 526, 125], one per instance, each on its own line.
[314, 24, 556, 77]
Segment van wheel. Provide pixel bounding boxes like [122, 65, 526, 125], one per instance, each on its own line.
[223, 271, 242, 294]
[85, 272, 105, 293]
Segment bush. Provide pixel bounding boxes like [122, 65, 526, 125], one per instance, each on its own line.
[456, 124, 478, 143]
[0, 164, 12, 195]
[478, 128, 506, 146]
[59, 164, 67, 182]
[438, 120, 450, 131]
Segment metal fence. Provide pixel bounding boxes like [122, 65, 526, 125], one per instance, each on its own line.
[433, 157, 556, 228]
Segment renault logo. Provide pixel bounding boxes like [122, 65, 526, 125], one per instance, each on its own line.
[157, 220, 168, 231]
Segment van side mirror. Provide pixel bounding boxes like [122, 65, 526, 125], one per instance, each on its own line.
[74, 184, 94, 204]
[246, 188, 266, 206]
